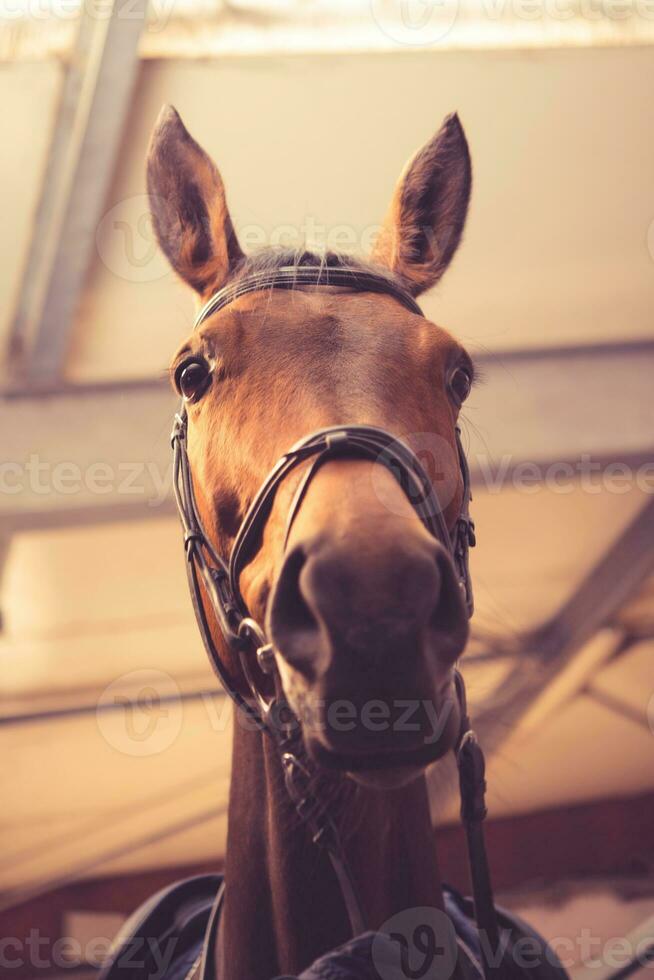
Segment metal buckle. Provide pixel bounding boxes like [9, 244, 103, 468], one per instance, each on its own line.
[238, 618, 275, 674]
[325, 431, 349, 450]
[237, 618, 279, 718]
[238, 617, 267, 651]
[171, 412, 186, 446]
[467, 519, 476, 548]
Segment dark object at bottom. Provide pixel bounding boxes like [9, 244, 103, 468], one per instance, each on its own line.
[98, 874, 569, 980]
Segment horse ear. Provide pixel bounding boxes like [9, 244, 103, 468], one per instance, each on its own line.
[371, 113, 472, 297]
[147, 105, 244, 296]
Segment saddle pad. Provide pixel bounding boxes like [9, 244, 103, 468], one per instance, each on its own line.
[98, 874, 223, 980]
[99, 876, 568, 980]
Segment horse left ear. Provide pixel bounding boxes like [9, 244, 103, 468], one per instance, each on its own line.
[147, 105, 244, 296]
[371, 113, 472, 298]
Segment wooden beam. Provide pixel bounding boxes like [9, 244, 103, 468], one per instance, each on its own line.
[467, 339, 654, 472]
[0, 381, 177, 531]
[6, 0, 146, 386]
[473, 496, 654, 753]
[518, 628, 623, 734]
[2, 340, 652, 533]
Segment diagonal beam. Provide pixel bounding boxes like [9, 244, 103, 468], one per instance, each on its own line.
[6, 0, 146, 386]
[0, 532, 10, 632]
[473, 495, 654, 751]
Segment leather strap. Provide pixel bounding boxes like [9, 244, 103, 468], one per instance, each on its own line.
[194, 265, 423, 329]
[454, 671, 500, 980]
[229, 424, 461, 617]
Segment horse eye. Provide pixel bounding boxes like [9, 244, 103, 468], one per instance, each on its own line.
[177, 358, 211, 401]
[449, 366, 472, 404]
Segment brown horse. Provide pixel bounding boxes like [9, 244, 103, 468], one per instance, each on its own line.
[148, 105, 474, 980]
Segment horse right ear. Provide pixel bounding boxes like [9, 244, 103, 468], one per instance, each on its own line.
[147, 106, 243, 296]
[371, 113, 472, 297]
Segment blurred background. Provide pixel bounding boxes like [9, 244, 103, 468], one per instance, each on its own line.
[0, 2, 653, 977]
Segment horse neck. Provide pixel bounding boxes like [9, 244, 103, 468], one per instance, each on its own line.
[218, 715, 447, 980]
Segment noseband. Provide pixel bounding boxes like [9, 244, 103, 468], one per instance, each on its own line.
[171, 265, 497, 973]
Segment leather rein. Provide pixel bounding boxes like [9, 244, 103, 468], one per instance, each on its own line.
[171, 265, 499, 976]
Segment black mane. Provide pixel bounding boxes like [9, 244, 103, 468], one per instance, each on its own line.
[232, 247, 400, 291]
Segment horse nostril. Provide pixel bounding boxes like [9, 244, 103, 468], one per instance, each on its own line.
[268, 546, 324, 681]
[269, 535, 469, 683]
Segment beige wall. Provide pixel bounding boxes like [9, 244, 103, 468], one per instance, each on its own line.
[71, 44, 654, 378]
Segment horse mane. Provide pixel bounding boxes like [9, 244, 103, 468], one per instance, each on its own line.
[231, 246, 400, 292]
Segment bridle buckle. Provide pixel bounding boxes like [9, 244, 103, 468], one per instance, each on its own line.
[325, 431, 349, 450]
[256, 643, 275, 674]
[171, 412, 186, 446]
[466, 519, 477, 548]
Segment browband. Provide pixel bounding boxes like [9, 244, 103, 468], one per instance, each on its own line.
[194, 265, 423, 330]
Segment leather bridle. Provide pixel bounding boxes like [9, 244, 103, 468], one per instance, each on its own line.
[171, 265, 499, 976]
